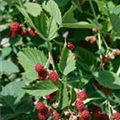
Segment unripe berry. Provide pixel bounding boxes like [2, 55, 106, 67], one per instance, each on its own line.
[49, 71, 59, 82]
[36, 102, 46, 111]
[66, 42, 75, 50]
[92, 28, 99, 33]
[10, 22, 22, 38]
[53, 111, 60, 120]
[81, 109, 90, 119]
[77, 90, 87, 101]
[75, 100, 84, 111]
[35, 63, 44, 73]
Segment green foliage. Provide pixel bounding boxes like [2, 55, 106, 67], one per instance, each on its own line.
[94, 71, 120, 90]
[24, 80, 58, 97]
[17, 47, 47, 81]
[0, 59, 19, 74]
[59, 43, 76, 76]
[58, 82, 69, 109]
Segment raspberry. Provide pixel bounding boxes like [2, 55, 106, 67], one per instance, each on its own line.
[113, 112, 120, 120]
[93, 112, 102, 119]
[77, 90, 87, 101]
[100, 114, 109, 120]
[49, 71, 59, 82]
[45, 92, 56, 101]
[93, 105, 101, 113]
[53, 111, 60, 120]
[92, 28, 99, 33]
[36, 102, 46, 111]
[88, 38, 96, 44]
[81, 109, 90, 119]
[75, 100, 84, 111]
[10, 22, 22, 38]
[38, 69, 48, 81]
[35, 63, 44, 73]
[104, 88, 112, 95]
[38, 108, 50, 120]
[66, 42, 75, 50]
[28, 28, 39, 37]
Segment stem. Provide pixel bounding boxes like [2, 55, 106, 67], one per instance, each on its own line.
[46, 41, 56, 70]
[89, 0, 99, 27]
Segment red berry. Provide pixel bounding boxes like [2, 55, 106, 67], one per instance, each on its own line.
[53, 111, 60, 120]
[49, 71, 59, 82]
[28, 28, 39, 37]
[100, 114, 109, 120]
[113, 112, 120, 120]
[88, 38, 96, 44]
[75, 100, 84, 111]
[104, 88, 112, 95]
[81, 109, 90, 119]
[77, 90, 87, 101]
[35, 63, 44, 73]
[38, 108, 50, 120]
[93, 105, 101, 113]
[93, 112, 102, 119]
[38, 69, 48, 81]
[66, 42, 75, 50]
[10, 22, 22, 38]
[36, 102, 46, 111]
[45, 92, 56, 101]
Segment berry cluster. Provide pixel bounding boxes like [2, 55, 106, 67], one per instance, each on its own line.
[10, 22, 39, 38]
[36, 102, 51, 120]
[36, 102, 60, 120]
[35, 63, 59, 82]
[93, 105, 109, 120]
[102, 49, 120, 67]
[75, 90, 91, 120]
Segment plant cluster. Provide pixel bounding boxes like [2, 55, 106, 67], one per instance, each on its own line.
[0, 0, 120, 120]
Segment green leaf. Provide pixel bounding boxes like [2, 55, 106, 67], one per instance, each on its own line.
[62, 21, 95, 29]
[59, 44, 76, 76]
[24, 2, 42, 17]
[1, 81, 25, 103]
[1, 47, 12, 57]
[62, 5, 94, 29]
[62, 5, 77, 23]
[76, 47, 97, 72]
[54, 0, 70, 7]
[109, 13, 120, 37]
[17, 47, 47, 81]
[58, 82, 69, 109]
[0, 59, 19, 74]
[70, 88, 77, 104]
[24, 80, 58, 97]
[94, 71, 120, 90]
[47, 17, 58, 40]
[43, 0, 62, 25]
